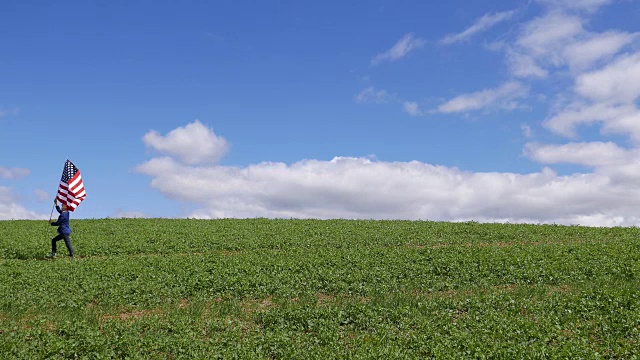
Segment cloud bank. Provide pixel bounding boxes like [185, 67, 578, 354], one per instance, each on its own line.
[0, 186, 46, 220]
[0, 167, 47, 220]
[137, 120, 640, 226]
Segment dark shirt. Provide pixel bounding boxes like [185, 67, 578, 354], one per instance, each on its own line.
[51, 205, 72, 235]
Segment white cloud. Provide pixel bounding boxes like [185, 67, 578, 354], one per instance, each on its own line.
[525, 141, 632, 167]
[542, 51, 640, 143]
[0, 186, 46, 220]
[142, 120, 229, 165]
[0, 167, 30, 179]
[0, 167, 45, 219]
[544, 103, 640, 140]
[137, 123, 640, 226]
[501, 11, 586, 79]
[371, 33, 425, 65]
[137, 153, 640, 226]
[503, 5, 638, 80]
[403, 101, 423, 116]
[517, 12, 584, 59]
[440, 10, 516, 45]
[355, 87, 393, 104]
[563, 31, 636, 72]
[575, 52, 640, 103]
[34, 189, 49, 202]
[506, 50, 549, 78]
[437, 81, 528, 113]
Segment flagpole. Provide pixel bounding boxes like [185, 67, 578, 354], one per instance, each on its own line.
[49, 203, 55, 222]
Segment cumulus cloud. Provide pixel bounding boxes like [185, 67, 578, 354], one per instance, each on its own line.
[575, 53, 640, 103]
[137, 122, 640, 226]
[540, 50, 640, 143]
[0, 166, 44, 219]
[515, 11, 584, 71]
[544, 102, 640, 140]
[371, 33, 425, 65]
[137, 152, 640, 226]
[491, 1, 640, 166]
[506, 8, 635, 80]
[501, 11, 589, 79]
[143, 120, 229, 165]
[0, 186, 46, 220]
[0, 167, 30, 179]
[440, 10, 516, 45]
[437, 81, 528, 113]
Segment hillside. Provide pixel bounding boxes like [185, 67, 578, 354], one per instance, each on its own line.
[1, 219, 639, 358]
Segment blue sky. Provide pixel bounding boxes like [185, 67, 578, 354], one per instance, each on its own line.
[2, 0, 640, 225]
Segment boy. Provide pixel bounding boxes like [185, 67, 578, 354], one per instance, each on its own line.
[47, 199, 75, 259]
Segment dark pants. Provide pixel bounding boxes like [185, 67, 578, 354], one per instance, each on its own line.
[52, 233, 74, 257]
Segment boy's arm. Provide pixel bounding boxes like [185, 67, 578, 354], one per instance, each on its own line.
[50, 199, 61, 225]
[54, 198, 62, 214]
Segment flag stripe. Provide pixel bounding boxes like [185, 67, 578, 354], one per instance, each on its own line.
[69, 183, 84, 196]
[56, 160, 86, 212]
[68, 173, 82, 188]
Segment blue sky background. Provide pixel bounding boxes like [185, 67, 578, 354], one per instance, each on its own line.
[2, 0, 640, 225]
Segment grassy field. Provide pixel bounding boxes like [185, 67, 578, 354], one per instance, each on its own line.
[1, 218, 639, 359]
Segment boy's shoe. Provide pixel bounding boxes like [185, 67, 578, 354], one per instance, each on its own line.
[46, 252, 56, 258]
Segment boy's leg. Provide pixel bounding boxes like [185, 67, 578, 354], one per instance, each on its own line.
[62, 234, 74, 258]
[51, 234, 64, 254]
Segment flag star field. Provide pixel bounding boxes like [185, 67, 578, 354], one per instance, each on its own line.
[1, 0, 640, 226]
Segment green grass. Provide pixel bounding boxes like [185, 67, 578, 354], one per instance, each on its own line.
[1, 219, 639, 358]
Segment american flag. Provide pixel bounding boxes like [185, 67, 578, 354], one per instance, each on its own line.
[56, 160, 86, 211]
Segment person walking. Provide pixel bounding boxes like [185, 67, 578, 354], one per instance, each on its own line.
[47, 199, 75, 259]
